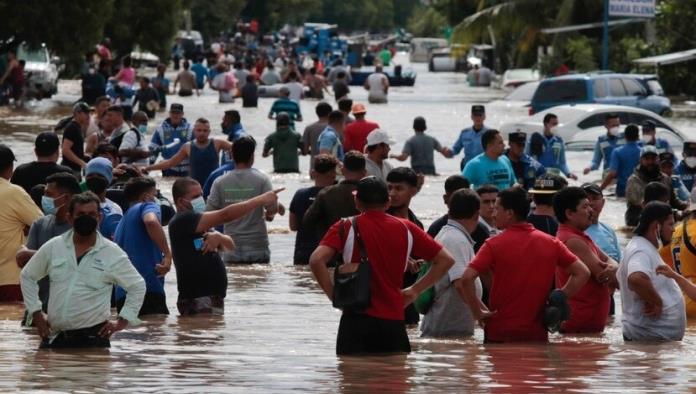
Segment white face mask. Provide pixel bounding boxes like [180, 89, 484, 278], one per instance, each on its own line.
[642, 134, 654, 144]
[608, 126, 620, 136]
[549, 126, 558, 135]
[685, 157, 696, 168]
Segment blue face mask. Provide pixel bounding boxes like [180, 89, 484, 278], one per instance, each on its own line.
[138, 124, 148, 134]
[190, 196, 206, 214]
[41, 195, 60, 215]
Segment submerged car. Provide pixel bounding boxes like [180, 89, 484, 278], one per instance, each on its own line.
[500, 68, 540, 91]
[17, 42, 59, 99]
[499, 104, 685, 150]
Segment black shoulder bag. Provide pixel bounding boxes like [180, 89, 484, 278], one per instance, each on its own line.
[332, 217, 372, 313]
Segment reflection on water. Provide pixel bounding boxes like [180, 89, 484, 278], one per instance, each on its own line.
[3, 64, 696, 391]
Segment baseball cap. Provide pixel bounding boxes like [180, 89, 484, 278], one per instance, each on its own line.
[0, 144, 16, 169]
[581, 182, 603, 196]
[640, 145, 659, 158]
[684, 141, 696, 154]
[351, 103, 366, 114]
[508, 131, 527, 145]
[355, 176, 389, 205]
[471, 105, 485, 115]
[85, 157, 113, 184]
[169, 103, 184, 113]
[35, 132, 60, 156]
[72, 101, 91, 114]
[529, 174, 565, 194]
[659, 152, 677, 166]
[413, 116, 427, 131]
[366, 129, 395, 147]
[642, 120, 657, 130]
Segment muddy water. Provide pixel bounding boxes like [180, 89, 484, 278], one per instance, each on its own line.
[2, 64, 696, 392]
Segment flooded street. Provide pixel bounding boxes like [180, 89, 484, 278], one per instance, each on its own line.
[2, 64, 696, 392]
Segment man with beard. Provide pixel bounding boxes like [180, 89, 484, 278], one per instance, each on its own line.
[553, 187, 618, 333]
[625, 145, 686, 227]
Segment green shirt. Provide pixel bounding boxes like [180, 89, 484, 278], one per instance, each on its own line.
[264, 127, 303, 173]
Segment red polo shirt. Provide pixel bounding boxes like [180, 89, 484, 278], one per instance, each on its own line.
[343, 119, 379, 153]
[555, 224, 610, 333]
[469, 223, 578, 342]
[320, 210, 442, 320]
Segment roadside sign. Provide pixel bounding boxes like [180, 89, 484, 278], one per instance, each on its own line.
[609, 0, 656, 18]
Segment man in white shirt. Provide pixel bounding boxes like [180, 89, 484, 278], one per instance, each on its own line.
[365, 129, 394, 182]
[618, 201, 686, 341]
[422, 189, 482, 337]
[20, 192, 145, 348]
[364, 64, 389, 103]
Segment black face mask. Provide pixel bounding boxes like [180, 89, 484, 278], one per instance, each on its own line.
[640, 164, 661, 179]
[86, 177, 109, 195]
[74, 215, 98, 236]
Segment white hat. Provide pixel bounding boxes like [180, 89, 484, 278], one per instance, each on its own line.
[366, 129, 395, 147]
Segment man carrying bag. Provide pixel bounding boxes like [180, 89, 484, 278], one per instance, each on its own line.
[310, 176, 454, 355]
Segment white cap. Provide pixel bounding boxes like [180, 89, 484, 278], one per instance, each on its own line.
[366, 129, 395, 147]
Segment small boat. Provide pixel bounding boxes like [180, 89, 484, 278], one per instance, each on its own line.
[348, 65, 416, 87]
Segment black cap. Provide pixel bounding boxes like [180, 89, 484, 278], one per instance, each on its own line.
[684, 141, 696, 154]
[355, 176, 389, 205]
[35, 132, 60, 156]
[529, 174, 566, 194]
[581, 182, 603, 196]
[509, 131, 527, 144]
[471, 105, 485, 115]
[659, 152, 676, 166]
[170, 103, 184, 113]
[0, 144, 16, 169]
[224, 109, 239, 117]
[72, 101, 91, 114]
[642, 120, 657, 130]
[413, 116, 426, 131]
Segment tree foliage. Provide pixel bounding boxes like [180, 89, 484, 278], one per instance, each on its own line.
[407, 7, 448, 38]
[187, 0, 247, 41]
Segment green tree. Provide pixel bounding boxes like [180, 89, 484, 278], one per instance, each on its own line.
[187, 0, 246, 42]
[407, 7, 448, 38]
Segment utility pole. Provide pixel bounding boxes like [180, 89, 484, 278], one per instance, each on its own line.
[602, 0, 609, 70]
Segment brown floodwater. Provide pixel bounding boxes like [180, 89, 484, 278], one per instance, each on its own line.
[2, 64, 696, 392]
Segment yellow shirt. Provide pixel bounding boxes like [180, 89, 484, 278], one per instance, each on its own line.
[669, 219, 696, 317]
[0, 178, 43, 286]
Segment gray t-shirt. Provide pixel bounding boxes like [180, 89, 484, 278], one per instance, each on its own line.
[302, 120, 328, 167]
[26, 214, 72, 250]
[421, 220, 481, 337]
[206, 168, 273, 251]
[403, 133, 442, 175]
[120, 129, 149, 166]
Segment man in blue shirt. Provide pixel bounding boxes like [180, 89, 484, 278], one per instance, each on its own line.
[660, 152, 690, 202]
[506, 131, 545, 190]
[583, 113, 625, 176]
[451, 105, 489, 170]
[114, 177, 172, 316]
[268, 87, 302, 128]
[190, 58, 208, 90]
[676, 141, 696, 192]
[220, 109, 246, 165]
[318, 111, 345, 162]
[527, 113, 577, 180]
[149, 103, 193, 176]
[463, 129, 516, 190]
[601, 124, 641, 197]
[641, 120, 672, 154]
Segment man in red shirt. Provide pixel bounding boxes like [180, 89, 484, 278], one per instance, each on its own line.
[552, 186, 618, 333]
[457, 187, 590, 342]
[309, 176, 454, 355]
[343, 103, 379, 153]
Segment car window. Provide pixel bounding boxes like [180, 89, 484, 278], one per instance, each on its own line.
[505, 82, 538, 101]
[577, 114, 606, 130]
[625, 112, 672, 131]
[646, 80, 665, 96]
[609, 79, 627, 96]
[593, 79, 607, 98]
[622, 78, 646, 96]
[534, 80, 587, 102]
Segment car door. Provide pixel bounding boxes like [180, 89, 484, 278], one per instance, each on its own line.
[622, 78, 649, 111]
[592, 78, 611, 105]
[608, 78, 635, 107]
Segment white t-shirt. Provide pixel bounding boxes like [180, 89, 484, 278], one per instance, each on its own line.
[421, 220, 481, 337]
[285, 82, 304, 103]
[119, 129, 149, 166]
[618, 235, 686, 341]
[366, 73, 388, 100]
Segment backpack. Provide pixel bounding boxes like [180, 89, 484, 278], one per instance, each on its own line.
[111, 128, 141, 150]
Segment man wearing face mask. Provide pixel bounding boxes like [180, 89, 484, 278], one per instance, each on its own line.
[676, 141, 696, 194]
[527, 114, 577, 180]
[114, 177, 172, 315]
[169, 177, 281, 315]
[118, 111, 151, 166]
[583, 113, 625, 176]
[506, 131, 545, 190]
[600, 124, 641, 197]
[84, 158, 123, 240]
[20, 192, 146, 348]
[625, 145, 685, 227]
[15, 173, 81, 324]
[641, 120, 672, 154]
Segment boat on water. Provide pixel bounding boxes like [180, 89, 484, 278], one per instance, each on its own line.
[348, 65, 417, 87]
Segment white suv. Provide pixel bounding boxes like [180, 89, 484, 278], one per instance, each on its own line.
[17, 43, 59, 99]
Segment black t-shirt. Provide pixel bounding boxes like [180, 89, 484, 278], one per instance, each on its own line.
[60, 120, 85, 171]
[168, 211, 227, 299]
[242, 83, 258, 107]
[10, 161, 74, 194]
[527, 213, 559, 236]
[290, 185, 323, 264]
[333, 80, 349, 101]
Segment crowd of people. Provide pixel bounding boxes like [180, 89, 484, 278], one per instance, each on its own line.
[4, 43, 696, 355]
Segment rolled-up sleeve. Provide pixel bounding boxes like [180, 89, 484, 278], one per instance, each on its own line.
[109, 253, 145, 325]
[20, 243, 51, 317]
